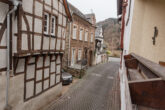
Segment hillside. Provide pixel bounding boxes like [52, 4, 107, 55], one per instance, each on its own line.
[97, 18, 121, 51]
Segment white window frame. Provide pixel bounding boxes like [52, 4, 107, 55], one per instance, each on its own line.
[51, 16, 56, 35]
[71, 48, 76, 66]
[91, 33, 93, 42]
[85, 30, 88, 41]
[44, 13, 49, 34]
[73, 24, 77, 39]
[78, 49, 82, 61]
[79, 28, 83, 40]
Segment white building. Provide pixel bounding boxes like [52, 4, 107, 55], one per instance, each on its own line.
[0, 0, 72, 110]
[95, 26, 107, 64]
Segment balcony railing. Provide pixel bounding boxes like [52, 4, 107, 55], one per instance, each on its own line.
[124, 53, 165, 110]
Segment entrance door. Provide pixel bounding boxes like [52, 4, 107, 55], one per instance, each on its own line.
[89, 51, 93, 66]
[71, 49, 75, 66]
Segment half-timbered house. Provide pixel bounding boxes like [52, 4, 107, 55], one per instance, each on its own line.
[0, 0, 71, 110]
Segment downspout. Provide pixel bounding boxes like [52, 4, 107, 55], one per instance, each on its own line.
[68, 21, 72, 66]
[5, 0, 21, 110]
[68, 12, 73, 67]
[120, 0, 128, 68]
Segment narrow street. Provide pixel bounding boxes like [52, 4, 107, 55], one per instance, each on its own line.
[46, 62, 120, 110]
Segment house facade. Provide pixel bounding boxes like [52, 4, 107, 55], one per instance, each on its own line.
[118, 0, 165, 110]
[95, 26, 107, 64]
[63, 3, 96, 68]
[0, 0, 71, 110]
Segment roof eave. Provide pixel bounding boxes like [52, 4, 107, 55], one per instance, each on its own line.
[63, 0, 72, 21]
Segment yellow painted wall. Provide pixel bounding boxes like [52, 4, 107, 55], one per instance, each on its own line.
[129, 0, 165, 63]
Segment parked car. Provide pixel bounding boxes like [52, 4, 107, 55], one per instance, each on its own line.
[62, 70, 73, 85]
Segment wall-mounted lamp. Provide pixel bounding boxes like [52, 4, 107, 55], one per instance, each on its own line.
[152, 26, 158, 45]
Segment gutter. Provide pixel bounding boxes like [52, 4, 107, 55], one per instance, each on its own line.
[68, 12, 73, 67]
[120, 0, 128, 68]
[5, 0, 21, 110]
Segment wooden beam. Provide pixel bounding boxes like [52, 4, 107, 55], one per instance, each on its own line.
[159, 61, 165, 67]
[125, 58, 138, 69]
[129, 80, 165, 109]
[131, 53, 165, 80]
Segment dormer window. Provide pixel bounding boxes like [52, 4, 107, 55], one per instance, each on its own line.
[44, 13, 49, 34]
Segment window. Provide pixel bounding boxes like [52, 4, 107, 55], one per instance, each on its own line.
[91, 33, 93, 42]
[51, 16, 56, 35]
[44, 13, 49, 34]
[78, 49, 82, 61]
[73, 25, 77, 39]
[79, 28, 83, 40]
[85, 31, 88, 41]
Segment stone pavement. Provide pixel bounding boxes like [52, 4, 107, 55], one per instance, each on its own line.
[45, 62, 120, 110]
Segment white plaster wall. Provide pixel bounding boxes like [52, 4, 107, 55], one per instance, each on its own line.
[62, 28, 66, 39]
[0, 30, 7, 46]
[26, 65, 35, 80]
[35, 1, 43, 17]
[44, 80, 49, 90]
[21, 34, 28, 50]
[45, 0, 51, 5]
[43, 36, 49, 50]
[62, 40, 65, 50]
[56, 39, 61, 50]
[34, 19, 42, 33]
[51, 61, 56, 73]
[34, 35, 42, 50]
[0, 2, 8, 22]
[0, 49, 7, 68]
[36, 70, 42, 81]
[50, 38, 56, 50]
[53, 9, 58, 15]
[96, 54, 101, 64]
[63, 17, 67, 27]
[129, 0, 165, 63]
[45, 56, 50, 66]
[12, 15, 18, 53]
[50, 74, 55, 86]
[56, 65, 61, 74]
[0, 74, 62, 110]
[53, 0, 58, 10]
[26, 81, 35, 99]
[16, 59, 25, 73]
[59, 2, 63, 13]
[22, 0, 33, 13]
[58, 26, 62, 38]
[36, 82, 42, 94]
[45, 5, 51, 12]
[123, 0, 135, 54]
[56, 75, 61, 83]
[58, 14, 63, 25]
[56, 56, 61, 64]
[37, 56, 43, 68]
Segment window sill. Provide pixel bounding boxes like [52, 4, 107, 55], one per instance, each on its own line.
[44, 34, 57, 38]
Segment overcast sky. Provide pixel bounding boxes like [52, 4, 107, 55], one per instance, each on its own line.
[68, 0, 117, 22]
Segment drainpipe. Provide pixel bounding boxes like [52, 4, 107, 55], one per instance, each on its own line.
[120, 0, 128, 68]
[68, 22, 71, 66]
[5, 0, 21, 110]
[68, 12, 73, 67]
